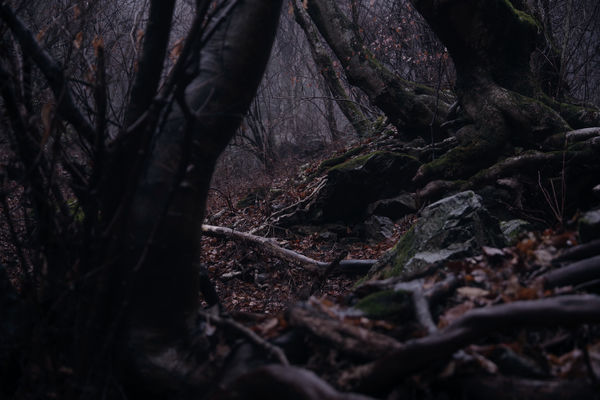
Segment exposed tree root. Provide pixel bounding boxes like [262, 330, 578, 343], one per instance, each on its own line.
[215, 365, 375, 400]
[458, 376, 598, 400]
[541, 255, 600, 289]
[287, 304, 403, 360]
[341, 295, 600, 394]
[556, 238, 600, 262]
[198, 310, 289, 366]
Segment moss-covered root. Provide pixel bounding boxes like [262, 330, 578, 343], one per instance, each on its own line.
[413, 134, 503, 185]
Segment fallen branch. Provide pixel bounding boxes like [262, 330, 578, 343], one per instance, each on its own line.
[201, 224, 376, 273]
[341, 294, 600, 394]
[287, 304, 403, 360]
[198, 310, 289, 366]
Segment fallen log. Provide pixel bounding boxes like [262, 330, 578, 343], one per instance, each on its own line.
[201, 224, 376, 273]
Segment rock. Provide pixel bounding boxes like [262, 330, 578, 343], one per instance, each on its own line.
[368, 191, 505, 280]
[275, 151, 420, 226]
[236, 187, 268, 208]
[354, 289, 412, 319]
[593, 184, 600, 200]
[363, 215, 395, 241]
[366, 192, 417, 220]
[578, 209, 600, 242]
[500, 219, 532, 244]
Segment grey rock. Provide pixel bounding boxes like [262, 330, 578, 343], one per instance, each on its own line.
[364, 215, 395, 241]
[366, 192, 417, 220]
[579, 209, 600, 242]
[275, 151, 420, 226]
[500, 219, 532, 244]
[368, 191, 505, 280]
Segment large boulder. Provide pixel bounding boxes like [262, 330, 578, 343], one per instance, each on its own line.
[273, 151, 420, 226]
[366, 192, 417, 221]
[368, 191, 506, 280]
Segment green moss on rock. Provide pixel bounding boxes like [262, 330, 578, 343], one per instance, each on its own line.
[385, 226, 416, 278]
[316, 146, 365, 174]
[355, 289, 411, 319]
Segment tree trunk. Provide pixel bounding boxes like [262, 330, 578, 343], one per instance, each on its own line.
[411, 0, 582, 184]
[98, 0, 283, 393]
[292, 0, 372, 137]
[304, 0, 448, 138]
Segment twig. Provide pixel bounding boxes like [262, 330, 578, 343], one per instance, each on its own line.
[198, 310, 289, 366]
[0, 3, 94, 139]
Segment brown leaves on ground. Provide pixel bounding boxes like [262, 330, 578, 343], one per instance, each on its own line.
[203, 149, 598, 396]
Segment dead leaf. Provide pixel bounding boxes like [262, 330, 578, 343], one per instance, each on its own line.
[73, 31, 83, 49]
[36, 27, 48, 41]
[92, 35, 104, 56]
[438, 301, 474, 329]
[40, 101, 55, 145]
[255, 317, 279, 335]
[548, 349, 586, 378]
[170, 37, 184, 62]
[482, 246, 505, 258]
[457, 286, 490, 299]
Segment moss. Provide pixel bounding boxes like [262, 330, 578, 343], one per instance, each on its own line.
[503, 0, 541, 30]
[328, 151, 381, 172]
[355, 289, 411, 319]
[67, 199, 85, 223]
[327, 150, 419, 174]
[384, 225, 417, 278]
[419, 140, 491, 181]
[316, 145, 365, 174]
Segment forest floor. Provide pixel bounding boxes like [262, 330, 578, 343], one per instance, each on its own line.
[202, 140, 600, 397]
[203, 159, 413, 315]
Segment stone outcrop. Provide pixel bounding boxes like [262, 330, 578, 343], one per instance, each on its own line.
[367, 191, 506, 280]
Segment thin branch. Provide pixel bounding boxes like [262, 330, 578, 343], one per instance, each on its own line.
[198, 310, 289, 366]
[0, 3, 94, 140]
[123, 0, 176, 127]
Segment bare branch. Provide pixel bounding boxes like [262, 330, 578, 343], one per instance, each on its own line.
[123, 0, 177, 127]
[0, 2, 94, 140]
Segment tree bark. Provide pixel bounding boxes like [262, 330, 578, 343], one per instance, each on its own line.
[122, 0, 282, 339]
[292, 0, 372, 137]
[304, 0, 448, 138]
[410, 0, 576, 184]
